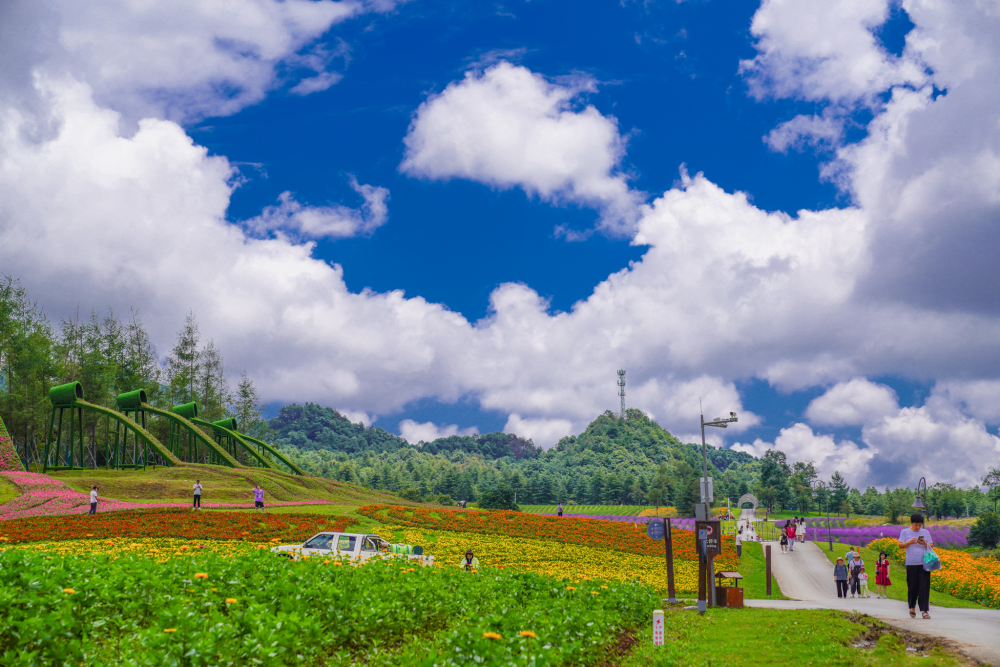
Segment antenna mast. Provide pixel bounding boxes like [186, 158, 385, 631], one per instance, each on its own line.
[617, 369, 626, 419]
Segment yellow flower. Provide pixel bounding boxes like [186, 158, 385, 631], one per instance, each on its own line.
[566, 586, 576, 591]
[211, 588, 218, 592]
[164, 628, 177, 633]
[590, 591, 599, 595]
[482, 632, 502, 640]
[601, 586, 608, 589]
[63, 588, 75, 594]
[225, 598, 237, 604]
[194, 573, 208, 579]
[322, 560, 330, 564]
[519, 631, 537, 638]
[187, 589, 195, 593]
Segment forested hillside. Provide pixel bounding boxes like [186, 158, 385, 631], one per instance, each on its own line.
[274, 406, 757, 511]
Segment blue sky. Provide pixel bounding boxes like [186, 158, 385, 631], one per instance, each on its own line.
[2, 0, 999, 488]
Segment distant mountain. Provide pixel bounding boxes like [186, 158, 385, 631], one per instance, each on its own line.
[269, 403, 540, 460]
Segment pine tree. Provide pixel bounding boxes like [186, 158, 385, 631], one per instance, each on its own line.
[197, 340, 230, 422]
[167, 312, 200, 406]
[232, 370, 267, 440]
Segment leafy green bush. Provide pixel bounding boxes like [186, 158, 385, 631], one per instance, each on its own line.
[969, 511, 1000, 549]
[476, 483, 519, 511]
[0, 549, 656, 666]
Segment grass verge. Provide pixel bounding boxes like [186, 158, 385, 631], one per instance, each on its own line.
[621, 607, 972, 666]
[813, 541, 984, 609]
[738, 541, 788, 599]
[0, 474, 20, 505]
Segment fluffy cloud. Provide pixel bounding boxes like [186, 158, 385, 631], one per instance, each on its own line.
[399, 420, 478, 444]
[741, 0, 927, 103]
[244, 177, 389, 240]
[400, 61, 642, 234]
[0, 0, 401, 124]
[805, 378, 899, 427]
[733, 423, 873, 482]
[503, 415, 574, 448]
[764, 110, 843, 153]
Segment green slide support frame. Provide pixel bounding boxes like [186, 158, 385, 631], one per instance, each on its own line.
[114, 391, 242, 468]
[240, 433, 305, 476]
[190, 417, 278, 471]
[44, 382, 180, 471]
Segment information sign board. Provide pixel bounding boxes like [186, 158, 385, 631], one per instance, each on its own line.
[695, 519, 721, 557]
[646, 520, 665, 541]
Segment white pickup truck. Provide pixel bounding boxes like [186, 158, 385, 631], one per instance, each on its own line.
[271, 532, 391, 560]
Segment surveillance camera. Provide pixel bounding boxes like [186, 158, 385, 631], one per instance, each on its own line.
[730, 412, 737, 419]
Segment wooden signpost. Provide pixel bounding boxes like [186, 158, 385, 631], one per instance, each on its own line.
[647, 518, 677, 604]
[695, 519, 721, 608]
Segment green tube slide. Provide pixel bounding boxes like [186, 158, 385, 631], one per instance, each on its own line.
[239, 433, 306, 476]
[190, 417, 278, 471]
[73, 399, 181, 466]
[138, 402, 242, 468]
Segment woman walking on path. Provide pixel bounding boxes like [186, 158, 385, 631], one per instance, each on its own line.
[252, 485, 265, 513]
[834, 557, 849, 598]
[875, 551, 892, 599]
[779, 525, 789, 553]
[799, 518, 807, 543]
[787, 521, 796, 551]
[849, 554, 865, 597]
[193, 480, 202, 510]
[899, 512, 934, 619]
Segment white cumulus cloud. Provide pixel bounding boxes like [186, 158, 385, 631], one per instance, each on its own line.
[733, 423, 873, 483]
[400, 61, 643, 234]
[245, 177, 389, 240]
[805, 378, 899, 427]
[399, 420, 478, 444]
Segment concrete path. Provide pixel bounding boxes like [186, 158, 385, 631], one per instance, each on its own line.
[745, 541, 1000, 664]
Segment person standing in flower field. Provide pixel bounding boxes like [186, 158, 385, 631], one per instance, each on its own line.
[89, 486, 98, 515]
[252, 485, 265, 512]
[875, 551, 892, 599]
[193, 480, 203, 510]
[899, 512, 934, 619]
[557, 503, 563, 517]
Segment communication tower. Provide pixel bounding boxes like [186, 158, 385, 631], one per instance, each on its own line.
[617, 369, 626, 418]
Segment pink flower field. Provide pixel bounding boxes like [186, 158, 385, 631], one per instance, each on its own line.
[0, 471, 336, 521]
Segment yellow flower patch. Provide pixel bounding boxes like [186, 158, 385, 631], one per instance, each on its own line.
[376, 526, 701, 594]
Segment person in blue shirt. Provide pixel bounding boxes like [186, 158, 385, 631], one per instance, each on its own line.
[898, 512, 934, 619]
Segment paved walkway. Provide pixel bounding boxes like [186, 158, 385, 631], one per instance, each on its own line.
[744, 541, 1000, 664]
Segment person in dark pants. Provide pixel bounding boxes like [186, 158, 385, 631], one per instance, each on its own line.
[899, 512, 934, 619]
[88, 486, 99, 514]
[193, 480, 203, 509]
[834, 557, 849, 597]
[557, 503, 563, 517]
[849, 554, 864, 597]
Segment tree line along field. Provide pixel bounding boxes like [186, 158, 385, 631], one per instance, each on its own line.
[519, 504, 648, 515]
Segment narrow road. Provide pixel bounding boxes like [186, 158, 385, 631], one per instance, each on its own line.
[744, 541, 1000, 664]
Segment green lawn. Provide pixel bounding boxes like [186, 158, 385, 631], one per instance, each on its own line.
[813, 541, 984, 609]
[0, 475, 20, 505]
[738, 541, 788, 600]
[621, 607, 967, 666]
[48, 464, 409, 506]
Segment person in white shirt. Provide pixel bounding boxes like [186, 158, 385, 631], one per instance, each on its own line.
[89, 486, 98, 515]
[193, 480, 203, 510]
[898, 512, 934, 619]
[735, 528, 743, 558]
[799, 519, 807, 543]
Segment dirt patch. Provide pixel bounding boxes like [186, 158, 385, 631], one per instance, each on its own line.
[596, 630, 638, 667]
[842, 612, 981, 665]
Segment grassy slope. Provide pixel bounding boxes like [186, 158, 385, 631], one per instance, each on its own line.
[622, 607, 968, 667]
[0, 475, 20, 505]
[49, 464, 408, 506]
[813, 541, 984, 609]
[738, 541, 787, 600]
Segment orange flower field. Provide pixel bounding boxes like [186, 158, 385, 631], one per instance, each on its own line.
[867, 537, 1000, 609]
[357, 504, 737, 569]
[0, 508, 355, 544]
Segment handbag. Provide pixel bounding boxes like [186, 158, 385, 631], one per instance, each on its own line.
[922, 547, 942, 572]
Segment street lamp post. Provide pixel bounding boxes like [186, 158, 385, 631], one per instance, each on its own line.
[812, 480, 833, 552]
[912, 476, 927, 512]
[698, 408, 738, 520]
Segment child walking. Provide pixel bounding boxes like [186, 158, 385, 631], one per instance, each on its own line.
[875, 551, 892, 599]
[858, 566, 871, 598]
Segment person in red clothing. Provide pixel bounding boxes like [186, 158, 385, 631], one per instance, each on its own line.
[787, 521, 796, 551]
[875, 550, 892, 599]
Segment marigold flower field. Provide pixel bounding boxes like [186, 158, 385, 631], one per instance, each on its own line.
[358, 504, 737, 569]
[377, 525, 701, 593]
[868, 537, 1000, 608]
